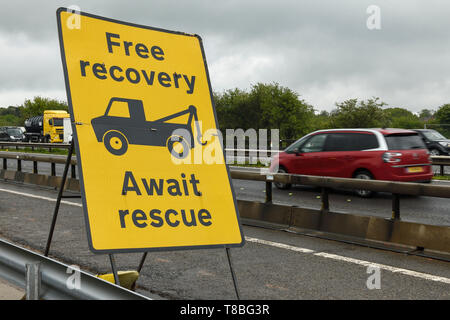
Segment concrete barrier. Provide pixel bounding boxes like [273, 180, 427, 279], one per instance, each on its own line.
[237, 200, 450, 256]
[0, 169, 79, 192]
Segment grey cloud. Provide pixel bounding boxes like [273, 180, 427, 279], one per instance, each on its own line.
[0, 0, 449, 111]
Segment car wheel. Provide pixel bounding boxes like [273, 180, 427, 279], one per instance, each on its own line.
[430, 149, 441, 156]
[167, 135, 190, 159]
[274, 167, 292, 190]
[353, 170, 374, 198]
[103, 131, 128, 156]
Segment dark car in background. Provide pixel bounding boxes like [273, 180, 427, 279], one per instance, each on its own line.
[0, 126, 25, 142]
[412, 129, 450, 156]
[270, 128, 432, 197]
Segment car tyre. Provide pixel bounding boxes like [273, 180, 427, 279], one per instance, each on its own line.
[353, 170, 375, 198]
[274, 167, 292, 190]
[430, 149, 441, 156]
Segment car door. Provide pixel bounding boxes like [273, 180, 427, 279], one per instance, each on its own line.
[284, 133, 328, 175]
[321, 132, 379, 177]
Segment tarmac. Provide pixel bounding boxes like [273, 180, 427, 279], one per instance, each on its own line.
[0, 278, 24, 300]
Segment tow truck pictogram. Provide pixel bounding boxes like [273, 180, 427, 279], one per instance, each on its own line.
[91, 97, 207, 158]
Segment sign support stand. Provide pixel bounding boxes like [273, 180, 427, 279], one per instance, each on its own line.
[226, 247, 241, 300]
[130, 252, 148, 291]
[44, 139, 75, 257]
[109, 254, 121, 285]
[136, 252, 148, 273]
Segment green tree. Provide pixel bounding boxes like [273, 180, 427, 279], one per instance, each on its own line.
[0, 114, 21, 126]
[311, 110, 333, 131]
[433, 104, 450, 136]
[329, 97, 388, 128]
[214, 83, 314, 140]
[418, 109, 434, 122]
[0, 106, 22, 126]
[383, 107, 422, 129]
[214, 88, 252, 130]
[248, 82, 314, 139]
[18, 96, 68, 124]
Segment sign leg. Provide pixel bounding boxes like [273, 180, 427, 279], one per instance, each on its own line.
[226, 247, 241, 300]
[137, 252, 148, 273]
[130, 252, 148, 291]
[44, 140, 74, 256]
[109, 254, 121, 286]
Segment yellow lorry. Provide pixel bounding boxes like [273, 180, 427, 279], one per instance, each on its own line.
[24, 110, 70, 143]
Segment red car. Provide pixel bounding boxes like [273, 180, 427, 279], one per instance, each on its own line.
[270, 129, 433, 197]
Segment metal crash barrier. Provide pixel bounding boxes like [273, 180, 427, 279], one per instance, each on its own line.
[229, 168, 450, 257]
[0, 238, 149, 300]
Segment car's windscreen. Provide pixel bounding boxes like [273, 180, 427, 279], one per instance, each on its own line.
[285, 136, 308, 152]
[422, 130, 447, 141]
[6, 128, 22, 136]
[53, 118, 64, 126]
[385, 134, 426, 150]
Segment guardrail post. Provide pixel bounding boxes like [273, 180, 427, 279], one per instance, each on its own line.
[265, 181, 272, 203]
[321, 187, 330, 213]
[25, 262, 41, 300]
[17, 159, 21, 172]
[391, 193, 400, 220]
[51, 162, 56, 176]
[2, 158, 6, 170]
[441, 165, 445, 177]
[33, 161, 38, 174]
[265, 173, 274, 203]
[71, 164, 76, 178]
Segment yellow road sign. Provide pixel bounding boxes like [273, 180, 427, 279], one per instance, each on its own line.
[57, 8, 244, 253]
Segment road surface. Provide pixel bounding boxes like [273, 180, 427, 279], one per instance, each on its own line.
[0, 180, 448, 299]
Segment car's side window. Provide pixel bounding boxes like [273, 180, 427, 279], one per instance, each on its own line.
[324, 133, 378, 151]
[285, 139, 304, 153]
[299, 134, 327, 153]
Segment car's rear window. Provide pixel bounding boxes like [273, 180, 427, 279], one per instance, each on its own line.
[384, 133, 426, 150]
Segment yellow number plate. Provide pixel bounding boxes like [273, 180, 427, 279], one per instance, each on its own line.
[407, 166, 423, 173]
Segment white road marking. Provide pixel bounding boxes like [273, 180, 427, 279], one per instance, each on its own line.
[313, 252, 450, 284]
[1, 187, 449, 285]
[0, 188, 82, 207]
[245, 236, 315, 253]
[245, 236, 450, 285]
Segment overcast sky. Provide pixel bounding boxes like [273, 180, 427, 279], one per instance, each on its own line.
[0, 0, 449, 113]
